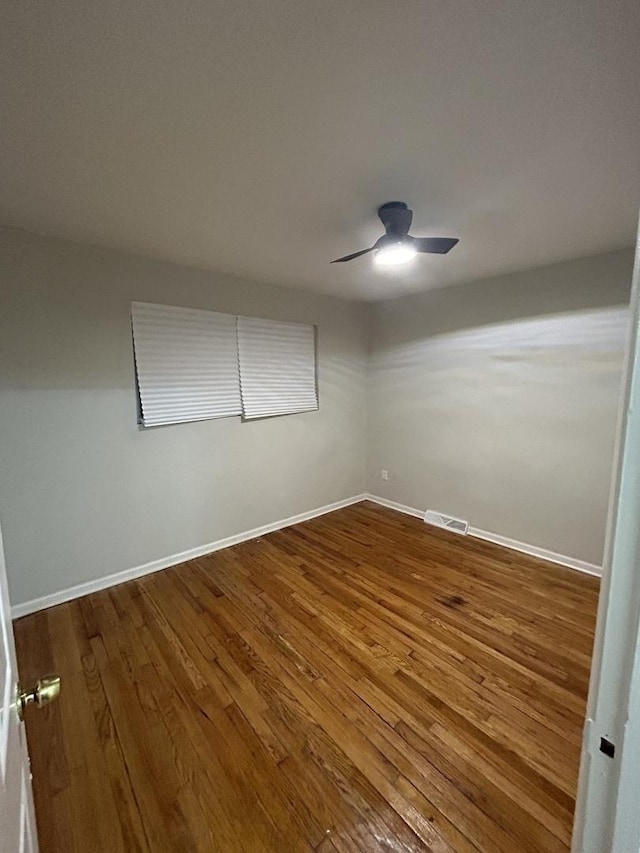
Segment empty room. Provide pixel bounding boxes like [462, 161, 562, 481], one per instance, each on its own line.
[2, 2, 640, 852]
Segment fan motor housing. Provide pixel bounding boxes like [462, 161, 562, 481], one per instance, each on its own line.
[374, 233, 413, 250]
[378, 201, 413, 235]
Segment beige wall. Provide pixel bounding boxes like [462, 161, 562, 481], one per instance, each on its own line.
[367, 250, 634, 566]
[0, 229, 368, 606]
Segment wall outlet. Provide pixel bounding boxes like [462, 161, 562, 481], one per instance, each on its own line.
[381, 469, 389, 481]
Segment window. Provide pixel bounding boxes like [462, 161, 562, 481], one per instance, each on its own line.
[237, 316, 318, 419]
[131, 303, 318, 427]
[131, 302, 241, 427]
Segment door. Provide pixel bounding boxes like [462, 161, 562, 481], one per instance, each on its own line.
[572, 225, 640, 851]
[0, 522, 39, 853]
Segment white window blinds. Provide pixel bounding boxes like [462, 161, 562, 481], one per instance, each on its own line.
[237, 316, 318, 419]
[131, 302, 241, 427]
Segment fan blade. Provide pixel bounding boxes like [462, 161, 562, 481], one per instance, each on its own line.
[414, 237, 459, 254]
[330, 247, 374, 263]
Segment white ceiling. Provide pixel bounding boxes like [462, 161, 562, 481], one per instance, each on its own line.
[2, 1, 640, 301]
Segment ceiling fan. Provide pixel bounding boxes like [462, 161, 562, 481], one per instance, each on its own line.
[331, 201, 459, 266]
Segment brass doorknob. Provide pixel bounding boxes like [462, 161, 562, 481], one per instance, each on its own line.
[17, 674, 61, 720]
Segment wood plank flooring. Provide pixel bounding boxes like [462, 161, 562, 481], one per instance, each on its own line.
[14, 502, 600, 852]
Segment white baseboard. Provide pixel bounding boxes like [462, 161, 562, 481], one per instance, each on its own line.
[468, 527, 602, 577]
[364, 494, 602, 577]
[362, 494, 425, 520]
[11, 494, 368, 619]
[12, 491, 601, 618]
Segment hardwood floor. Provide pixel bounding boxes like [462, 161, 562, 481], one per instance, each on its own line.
[14, 502, 600, 852]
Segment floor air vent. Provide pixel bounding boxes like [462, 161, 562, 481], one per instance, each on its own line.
[424, 510, 469, 535]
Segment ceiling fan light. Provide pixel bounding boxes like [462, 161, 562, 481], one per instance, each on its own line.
[375, 243, 417, 266]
